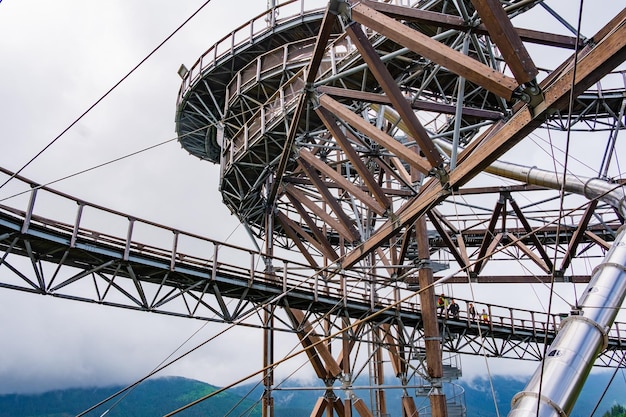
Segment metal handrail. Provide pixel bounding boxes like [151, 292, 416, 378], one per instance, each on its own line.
[1, 166, 625, 344]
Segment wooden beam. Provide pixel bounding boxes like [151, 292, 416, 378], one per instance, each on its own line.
[289, 309, 343, 377]
[346, 23, 444, 168]
[316, 106, 392, 209]
[285, 183, 359, 242]
[473, 197, 504, 274]
[317, 85, 504, 119]
[299, 148, 387, 215]
[359, 0, 579, 49]
[427, 211, 469, 271]
[338, 8, 626, 269]
[318, 94, 432, 174]
[350, 1, 519, 100]
[298, 159, 364, 240]
[276, 211, 338, 262]
[284, 192, 340, 260]
[509, 197, 554, 271]
[276, 212, 321, 269]
[470, 0, 538, 84]
[584, 230, 611, 250]
[507, 232, 551, 274]
[307, 3, 340, 84]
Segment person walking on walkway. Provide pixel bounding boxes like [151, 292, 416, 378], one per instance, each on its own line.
[448, 299, 460, 319]
[468, 303, 476, 322]
[437, 293, 448, 317]
[481, 308, 490, 324]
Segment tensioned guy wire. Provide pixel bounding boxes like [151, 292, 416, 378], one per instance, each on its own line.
[0, 0, 216, 192]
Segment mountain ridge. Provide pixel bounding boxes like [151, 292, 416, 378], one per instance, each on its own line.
[1, 373, 624, 416]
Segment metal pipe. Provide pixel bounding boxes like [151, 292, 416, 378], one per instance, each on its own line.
[434, 139, 626, 217]
[508, 224, 626, 417]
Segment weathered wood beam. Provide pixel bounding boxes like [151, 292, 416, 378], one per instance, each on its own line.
[339, 9, 626, 269]
[318, 94, 431, 174]
[317, 85, 504, 119]
[307, 2, 340, 84]
[276, 211, 337, 262]
[470, 0, 538, 84]
[559, 201, 598, 271]
[285, 183, 359, 242]
[283, 192, 340, 260]
[584, 230, 611, 250]
[473, 197, 504, 274]
[509, 197, 554, 271]
[507, 233, 551, 274]
[310, 398, 328, 417]
[289, 308, 343, 377]
[346, 23, 444, 168]
[350, 1, 520, 100]
[275, 212, 321, 269]
[284, 308, 330, 379]
[316, 106, 392, 209]
[298, 160, 364, 240]
[427, 211, 469, 271]
[359, 0, 579, 49]
[299, 149, 387, 215]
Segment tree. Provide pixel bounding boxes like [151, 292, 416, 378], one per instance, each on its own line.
[603, 404, 626, 417]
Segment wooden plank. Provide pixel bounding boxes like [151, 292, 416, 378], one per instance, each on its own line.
[276, 211, 338, 261]
[351, 2, 519, 100]
[285, 183, 359, 242]
[298, 160, 364, 240]
[507, 233, 551, 274]
[284, 191, 340, 260]
[318, 94, 431, 174]
[289, 309, 343, 377]
[427, 211, 469, 270]
[276, 212, 321, 268]
[317, 85, 503, 119]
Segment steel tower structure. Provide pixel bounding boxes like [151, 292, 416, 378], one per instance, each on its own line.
[0, 1, 624, 416]
[174, 0, 626, 416]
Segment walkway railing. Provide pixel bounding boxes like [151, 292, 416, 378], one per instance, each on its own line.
[176, 0, 420, 105]
[0, 166, 624, 346]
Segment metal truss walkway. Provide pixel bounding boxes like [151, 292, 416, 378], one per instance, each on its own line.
[1, 166, 624, 368]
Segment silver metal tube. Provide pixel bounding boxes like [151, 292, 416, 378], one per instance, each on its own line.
[508, 225, 626, 417]
[435, 139, 626, 217]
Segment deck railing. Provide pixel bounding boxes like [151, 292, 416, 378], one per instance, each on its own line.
[0, 166, 624, 345]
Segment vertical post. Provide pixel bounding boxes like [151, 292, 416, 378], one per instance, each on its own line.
[123, 218, 135, 262]
[70, 203, 84, 248]
[211, 243, 219, 281]
[263, 175, 275, 417]
[415, 215, 448, 417]
[170, 231, 179, 271]
[21, 186, 38, 234]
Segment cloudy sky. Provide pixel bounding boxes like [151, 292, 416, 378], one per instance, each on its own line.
[0, 0, 624, 408]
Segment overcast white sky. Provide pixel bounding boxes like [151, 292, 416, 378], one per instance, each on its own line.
[0, 0, 624, 407]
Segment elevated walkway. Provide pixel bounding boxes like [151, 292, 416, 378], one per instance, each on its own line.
[0, 166, 624, 365]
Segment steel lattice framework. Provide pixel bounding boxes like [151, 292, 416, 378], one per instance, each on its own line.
[174, 1, 626, 416]
[0, 0, 625, 416]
